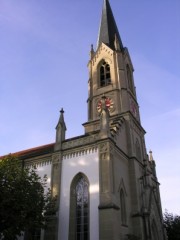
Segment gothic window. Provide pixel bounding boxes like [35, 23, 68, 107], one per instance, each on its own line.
[100, 60, 111, 87]
[126, 64, 134, 93]
[135, 139, 142, 161]
[69, 174, 89, 240]
[120, 189, 127, 225]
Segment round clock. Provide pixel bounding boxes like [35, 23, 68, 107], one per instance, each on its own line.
[97, 97, 114, 113]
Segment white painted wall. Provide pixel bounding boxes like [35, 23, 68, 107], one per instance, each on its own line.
[59, 149, 99, 240]
[36, 163, 51, 190]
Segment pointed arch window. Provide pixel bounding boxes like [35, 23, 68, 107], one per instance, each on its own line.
[120, 189, 127, 225]
[100, 60, 111, 87]
[126, 64, 134, 93]
[69, 174, 89, 240]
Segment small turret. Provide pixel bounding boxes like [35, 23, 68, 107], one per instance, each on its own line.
[149, 150, 154, 161]
[149, 150, 157, 178]
[89, 44, 95, 59]
[54, 108, 67, 151]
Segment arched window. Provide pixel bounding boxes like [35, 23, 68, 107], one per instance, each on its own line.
[69, 174, 89, 240]
[100, 60, 111, 87]
[135, 139, 142, 161]
[126, 64, 134, 93]
[120, 189, 127, 225]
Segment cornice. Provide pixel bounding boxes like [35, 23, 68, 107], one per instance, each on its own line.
[63, 145, 98, 160]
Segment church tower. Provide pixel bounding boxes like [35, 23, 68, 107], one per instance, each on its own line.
[82, 0, 166, 239]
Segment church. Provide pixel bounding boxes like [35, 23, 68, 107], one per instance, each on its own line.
[4, 0, 166, 239]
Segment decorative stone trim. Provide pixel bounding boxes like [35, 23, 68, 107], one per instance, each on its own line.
[25, 158, 52, 168]
[63, 146, 98, 160]
[63, 134, 99, 150]
[92, 43, 113, 65]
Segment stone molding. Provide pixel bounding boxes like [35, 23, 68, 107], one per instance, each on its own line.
[63, 146, 98, 160]
[91, 43, 113, 66]
[25, 156, 52, 168]
[62, 134, 99, 150]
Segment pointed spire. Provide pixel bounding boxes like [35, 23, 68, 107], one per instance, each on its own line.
[56, 108, 66, 130]
[55, 108, 67, 151]
[97, 0, 123, 50]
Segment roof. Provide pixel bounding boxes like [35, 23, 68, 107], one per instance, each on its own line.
[0, 143, 55, 160]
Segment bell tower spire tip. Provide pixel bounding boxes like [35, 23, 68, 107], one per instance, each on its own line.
[97, 0, 123, 50]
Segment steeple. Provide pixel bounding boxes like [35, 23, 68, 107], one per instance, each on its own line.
[85, 0, 139, 130]
[97, 0, 123, 50]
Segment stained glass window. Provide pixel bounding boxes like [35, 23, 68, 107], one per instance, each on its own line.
[75, 177, 89, 240]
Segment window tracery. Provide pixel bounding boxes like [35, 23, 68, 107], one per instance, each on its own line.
[69, 174, 89, 240]
[100, 60, 111, 87]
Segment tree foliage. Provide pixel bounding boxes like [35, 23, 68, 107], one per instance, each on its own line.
[0, 155, 53, 240]
[164, 210, 180, 240]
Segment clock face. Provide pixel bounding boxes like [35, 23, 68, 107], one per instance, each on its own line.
[97, 97, 114, 113]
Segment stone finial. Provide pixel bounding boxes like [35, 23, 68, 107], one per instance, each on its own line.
[149, 150, 154, 161]
[100, 95, 110, 138]
[55, 108, 67, 151]
[114, 34, 120, 51]
[90, 44, 95, 59]
[101, 95, 107, 110]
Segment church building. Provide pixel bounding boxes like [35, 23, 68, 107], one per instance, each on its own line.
[4, 0, 166, 239]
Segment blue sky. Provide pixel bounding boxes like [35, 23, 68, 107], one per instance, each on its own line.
[0, 0, 180, 214]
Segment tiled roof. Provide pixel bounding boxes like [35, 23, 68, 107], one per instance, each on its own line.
[0, 143, 55, 160]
